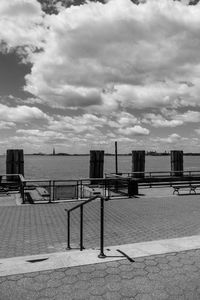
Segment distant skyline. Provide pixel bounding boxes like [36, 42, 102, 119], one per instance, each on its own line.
[1, 0, 200, 154]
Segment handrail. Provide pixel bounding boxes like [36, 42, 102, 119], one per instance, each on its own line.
[65, 194, 105, 213]
[65, 194, 109, 258]
[105, 170, 200, 178]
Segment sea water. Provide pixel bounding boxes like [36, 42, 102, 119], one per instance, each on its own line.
[0, 155, 200, 179]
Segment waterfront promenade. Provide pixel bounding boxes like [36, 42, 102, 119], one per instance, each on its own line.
[1, 188, 200, 299]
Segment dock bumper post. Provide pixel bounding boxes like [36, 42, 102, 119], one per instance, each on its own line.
[128, 179, 138, 197]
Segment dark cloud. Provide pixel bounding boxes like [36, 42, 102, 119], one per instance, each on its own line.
[37, 0, 141, 14]
[37, 0, 200, 15]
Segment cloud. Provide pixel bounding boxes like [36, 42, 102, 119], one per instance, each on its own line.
[153, 133, 185, 144]
[118, 125, 149, 136]
[21, 0, 200, 111]
[17, 129, 65, 138]
[175, 110, 200, 123]
[0, 0, 45, 52]
[1, 0, 200, 153]
[48, 113, 106, 133]
[0, 121, 15, 129]
[143, 113, 183, 127]
[0, 104, 50, 123]
[1, 0, 200, 112]
[143, 110, 200, 128]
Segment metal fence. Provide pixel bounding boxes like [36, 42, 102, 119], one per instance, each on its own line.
[2, 170, 200, 204]
[19, 176, 137, 203]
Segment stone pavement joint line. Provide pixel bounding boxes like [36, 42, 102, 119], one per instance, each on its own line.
[1, 234, 200, 277]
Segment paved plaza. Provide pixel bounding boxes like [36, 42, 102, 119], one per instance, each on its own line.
[1, 249, 200, 300]
[1, 189, 200, 299]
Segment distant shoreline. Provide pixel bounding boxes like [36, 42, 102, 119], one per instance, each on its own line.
[23, 153, 200, 156]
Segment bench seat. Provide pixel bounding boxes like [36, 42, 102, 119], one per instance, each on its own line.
[173, 184, 200, 195]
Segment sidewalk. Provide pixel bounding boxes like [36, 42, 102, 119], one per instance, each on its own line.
[1, 247, 200, 299]
[1, 190, 200, 299]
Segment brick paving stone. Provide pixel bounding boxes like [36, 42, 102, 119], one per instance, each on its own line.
[2, 195, 200, 259]
[107, 281, 121, 292]
[89, 284, 107, 296]
[119, 264, 134, 271]
[105, 274, 121, 282]
[103, 291, 122, 300]
[90, 270, 107, 278]
[135, 294, 153, 300]
[120, 286, 138, 298]
[144, 266, 160, 273]
[105, 267, 120, 274]
[89, 277, 106, 287]
[158, 263, 171, 270]
[61, 275, 78, 285]
[144, 259, 158, 266]
[64, 268, 80, 276]
[120, 271, 135, 279]
[151, 289, 169, 299]
[89, 296, 104, 300]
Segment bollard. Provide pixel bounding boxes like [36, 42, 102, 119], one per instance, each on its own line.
[132, 150, 145, 178]
[171, 150, 183, 176]
[128, 179, 138, 196]
[89, 150, 104, 184]
[6, 149, 24, 181]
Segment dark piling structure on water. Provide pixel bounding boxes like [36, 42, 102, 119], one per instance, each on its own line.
[132, 150, 145, 178]
[171, 150, 183, 176]
[6, 149, 24, 180]
[89, 150, 104, 183]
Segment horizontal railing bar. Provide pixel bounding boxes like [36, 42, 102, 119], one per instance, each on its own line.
[23, 178, 108, 184]
[65, 195, 105, 213]
[106, 170, 200, 176]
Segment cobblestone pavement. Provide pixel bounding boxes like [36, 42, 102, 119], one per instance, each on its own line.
[1, 249, 200, 299]
[1, 195, 200, 258]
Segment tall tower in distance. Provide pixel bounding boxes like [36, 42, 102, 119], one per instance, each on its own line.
[53, 147, 55, 156]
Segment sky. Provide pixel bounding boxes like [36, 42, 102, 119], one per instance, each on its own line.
[1, 0, 200, 154]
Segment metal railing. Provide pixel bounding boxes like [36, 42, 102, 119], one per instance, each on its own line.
[4, 169, 200, 203]
[105, 170, 200, 178]
[64, 194, 109, 258]
[0, 174, 24, 192]
[105, 170, 200, 190]
[19, 177, 126, 203]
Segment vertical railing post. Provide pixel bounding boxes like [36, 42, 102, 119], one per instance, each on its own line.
[80, 180, 83, 199]
[108, 179, 111, 199]
[149, 172, 152, 188]
[98, 197, 106, 258]
[115, 141, 118, 175]
[80, 205, 84, 250]
[66, 210, 71, 250]
[49, 180, 52, 203]
[105, 179, 109, 198]
[21, 181, 25, 204]
[52, 180, 55, 202]
[76, 180, 79, 200]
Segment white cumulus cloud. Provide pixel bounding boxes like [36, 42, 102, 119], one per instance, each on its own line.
[0, 104, 50, 123]
[118, 125, 149, 136]
[0, 0, 45, 52]
[21, 0, 200, 112]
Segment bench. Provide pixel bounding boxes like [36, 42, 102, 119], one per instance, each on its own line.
[173, 184, 200, 195]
